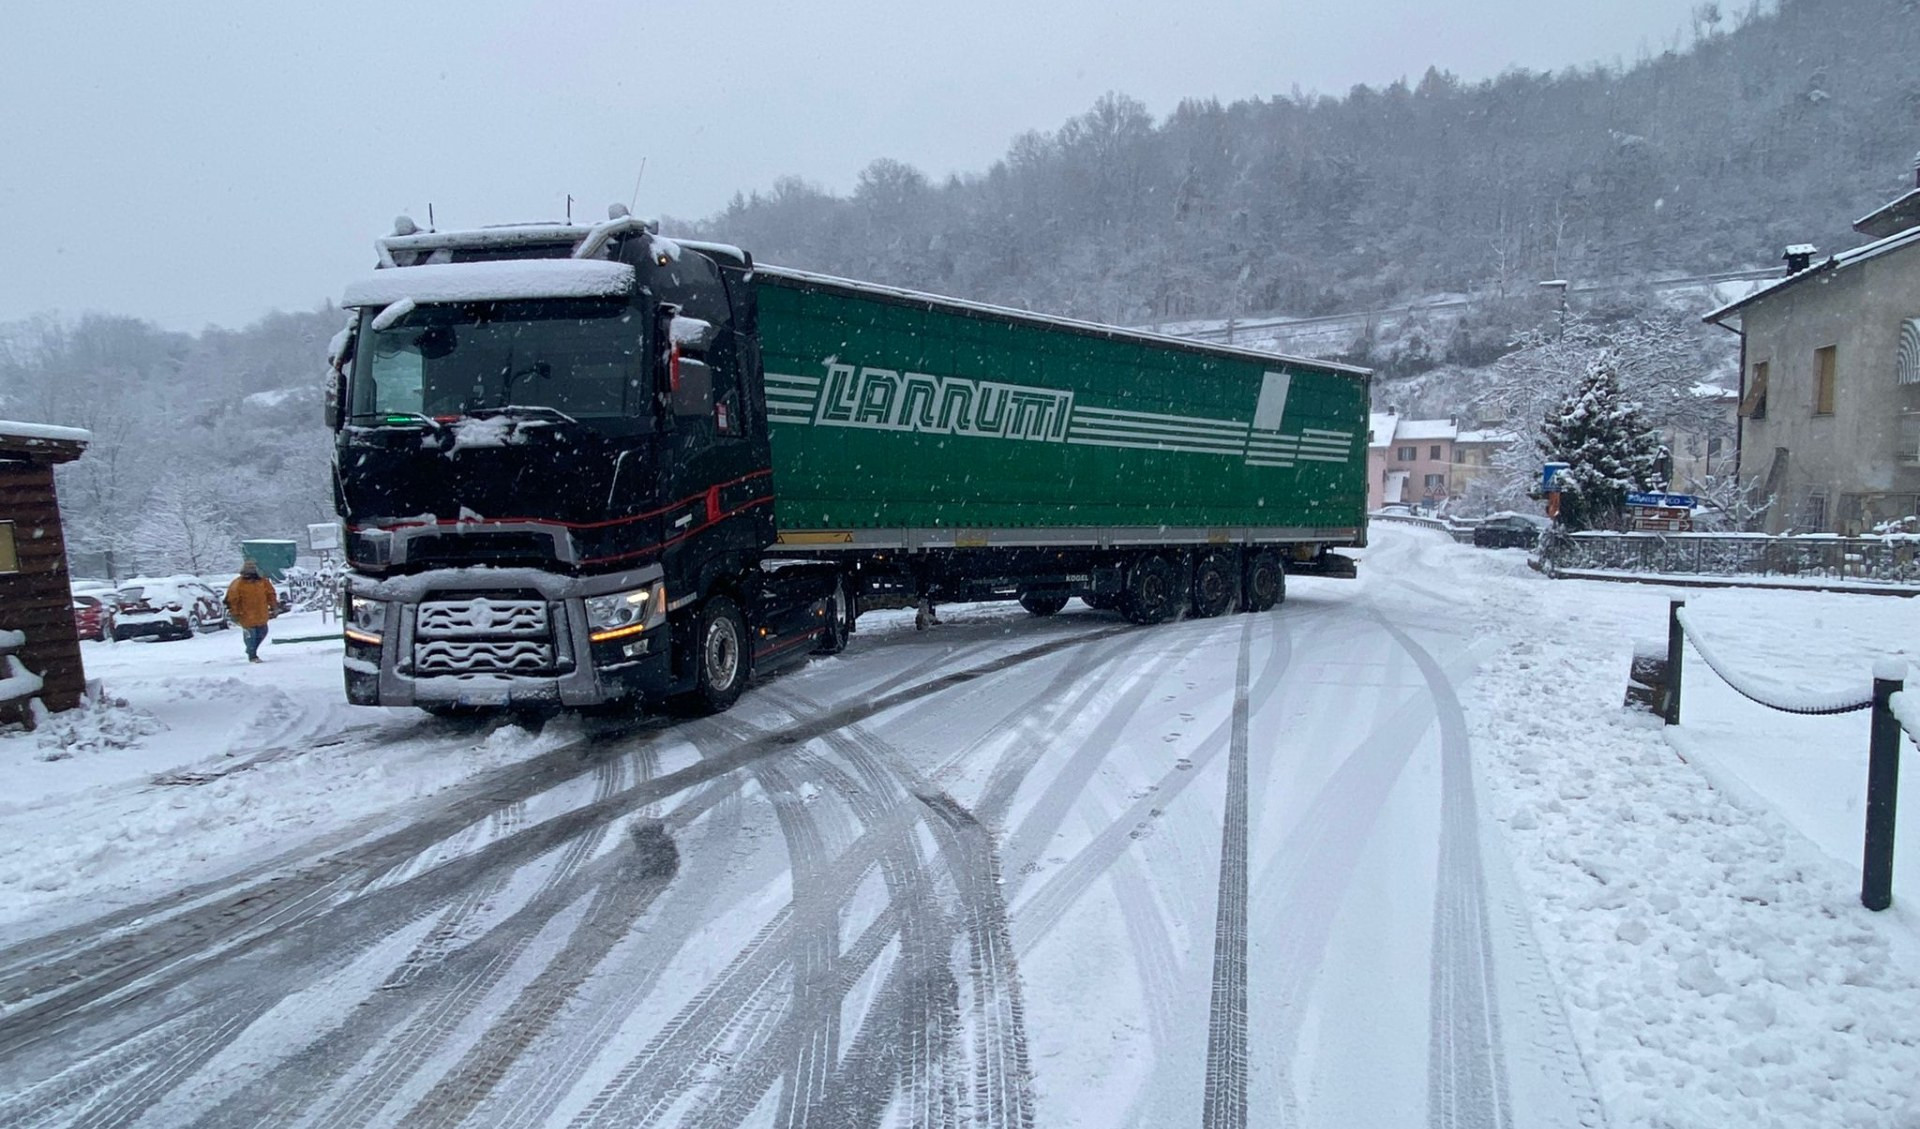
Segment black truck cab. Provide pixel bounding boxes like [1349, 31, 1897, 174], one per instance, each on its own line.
[329, 214, 838, 714]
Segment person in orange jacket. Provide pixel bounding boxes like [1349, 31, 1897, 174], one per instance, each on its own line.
[225, 560, 278, 663]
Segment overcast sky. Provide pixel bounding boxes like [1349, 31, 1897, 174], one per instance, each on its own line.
[2, 0, 1707, 332]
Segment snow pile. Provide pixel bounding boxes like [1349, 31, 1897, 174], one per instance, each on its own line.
[12, 691, 164, 762]
[1437, 531, 1920, 1129]
[0, 652, 42, 704]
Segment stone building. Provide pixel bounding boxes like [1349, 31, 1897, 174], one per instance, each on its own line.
[1706, 162, 1920, 533]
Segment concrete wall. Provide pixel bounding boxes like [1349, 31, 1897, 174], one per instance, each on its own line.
[1737, 244, 1920, 533]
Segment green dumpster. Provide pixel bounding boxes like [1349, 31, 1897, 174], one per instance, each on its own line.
[240, 539, 298, 580]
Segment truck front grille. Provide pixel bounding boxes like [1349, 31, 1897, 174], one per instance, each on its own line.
[414, 639, 555, 674]
[413, 595, 557, 674]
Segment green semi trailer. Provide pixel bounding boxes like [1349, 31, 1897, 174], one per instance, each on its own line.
[327, 211, 1367, 714]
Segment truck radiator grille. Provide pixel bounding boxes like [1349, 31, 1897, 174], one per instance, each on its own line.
[413, 595, 557, 674]
[416, 597, 548, 638]
[414, 639, 555, 674]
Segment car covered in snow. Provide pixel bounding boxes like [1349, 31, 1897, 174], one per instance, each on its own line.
[112, 577, 229, 641]
[1471, 512, 1551, 549]
[71, 592, 117, 641]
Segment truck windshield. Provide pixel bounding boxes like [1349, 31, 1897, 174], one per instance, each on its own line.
[350, 298, 651, 431]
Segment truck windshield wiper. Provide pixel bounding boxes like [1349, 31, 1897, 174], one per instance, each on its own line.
[348, 410, 441, 427]
[466, 404, 580, 425]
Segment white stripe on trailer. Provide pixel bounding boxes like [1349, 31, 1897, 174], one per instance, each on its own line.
[765, 372, 822, 386]
[1067, 436, 1248, 456]
[1246, 458, 1297, 468]
[1297, 453, 1349, 463]
[1068, 426, 1245, 451]
[1301, 427, 1353, 439]
[1074, 405, 1252, 432]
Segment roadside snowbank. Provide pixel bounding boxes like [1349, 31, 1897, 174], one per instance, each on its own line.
[1382, 527, 1920, 1128]
[0, 613, 570, 938]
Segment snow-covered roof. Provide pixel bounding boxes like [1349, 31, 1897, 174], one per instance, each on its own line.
[0, 420, 92, 444]
[341, 260, 636, 308]
[1394, 419, 1458, 441]
[1691, 382, 1738, 400]
[1368, 411, 1397, 448]
[756, 265, 1373, 379]
[1854, 187, 1920, 238]
[1455, 428, 1519, 445]
[1705, 224, 1920, 324]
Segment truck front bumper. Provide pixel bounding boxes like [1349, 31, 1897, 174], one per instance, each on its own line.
[343, 565, 679, 709]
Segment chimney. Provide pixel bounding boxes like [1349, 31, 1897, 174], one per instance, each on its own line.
[1783, 244, 1817, 275]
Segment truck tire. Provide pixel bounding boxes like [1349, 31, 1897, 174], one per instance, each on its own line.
[1190, 551, 1238, 618]
[1244, 550, 1286, 612]
[686, 595, 750, 714]
[1018, 591, 1070, 617]
[814, 577, 851, 655]
[1121, 554, 1179, 625]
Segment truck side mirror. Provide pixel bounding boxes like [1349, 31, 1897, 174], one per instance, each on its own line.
[325, 322, 356, 431]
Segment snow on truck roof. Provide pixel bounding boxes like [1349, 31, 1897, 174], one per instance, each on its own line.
[341, 259, 636, 308]
[754, 265, 1373, 381]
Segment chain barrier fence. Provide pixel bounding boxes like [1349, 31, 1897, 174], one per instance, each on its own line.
[1642, 599, 1907, 911]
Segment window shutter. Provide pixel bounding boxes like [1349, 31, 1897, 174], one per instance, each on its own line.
[1740, 362, 1769, 418]
[1899, 319, 1920, 385]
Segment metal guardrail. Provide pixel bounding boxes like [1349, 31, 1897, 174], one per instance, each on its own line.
[1656, 599, 1905, 910]
[1542, 531, 1920, 585]
[1369, 512, 1477, 544]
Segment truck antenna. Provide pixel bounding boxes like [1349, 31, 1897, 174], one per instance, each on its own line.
[427, 203, 435, 232]
[566, 194, 573, 225]
[629, 159, 647, 213]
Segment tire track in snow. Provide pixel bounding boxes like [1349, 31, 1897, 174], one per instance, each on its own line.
[1201, 620, 1254, 1129]
[1373, 618, 1514, 1129]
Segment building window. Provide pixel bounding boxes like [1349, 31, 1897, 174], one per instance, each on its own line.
[1423, 473, 1446, 492]
[0, 522, 14, 574]
[1397, 446, 1415, 462]
[1741, 361, 1769, 419]
[1802, 493, 1828, 534]
[1428, 444, 1441, 460]
[1814, 345, 1837, 416]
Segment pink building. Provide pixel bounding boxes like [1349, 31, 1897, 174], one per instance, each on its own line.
[1368, 413, 1458, 510]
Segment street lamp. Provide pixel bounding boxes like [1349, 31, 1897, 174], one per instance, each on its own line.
[1538, 279, 1570, 341]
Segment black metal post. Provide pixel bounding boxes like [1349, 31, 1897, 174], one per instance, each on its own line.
[1863, 675, 1904, 912]
[1664, 599, 1685, 726]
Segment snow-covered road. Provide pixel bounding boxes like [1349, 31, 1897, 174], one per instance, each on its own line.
[2, 526, 1917, 1128]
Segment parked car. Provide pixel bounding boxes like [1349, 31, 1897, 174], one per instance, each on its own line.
[1472, 512, 1551, 549]
[113, 577, 229, 641]
[71, 592, 117, 641]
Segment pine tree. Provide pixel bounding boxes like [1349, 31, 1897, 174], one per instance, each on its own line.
[1538, 356, 1664, 531]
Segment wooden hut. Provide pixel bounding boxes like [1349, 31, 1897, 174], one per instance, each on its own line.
[0, 422, 91, 726]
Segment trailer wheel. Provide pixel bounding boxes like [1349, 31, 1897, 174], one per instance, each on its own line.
[814, 577, 851, 655]
[1018, 591, 1070, 617]
[1244, 550, 1286, 612]
[1121, 554, 1179, 624]
[1190, 551, 1238, 618]
[685, 595, 749, 714]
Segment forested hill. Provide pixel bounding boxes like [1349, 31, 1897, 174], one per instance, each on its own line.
[693, 0, 1920, 328]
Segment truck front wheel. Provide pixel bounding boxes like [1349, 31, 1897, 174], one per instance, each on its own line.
[814, 577, 851, 655]
[1244, 550, 1286, 612]
[1121, 554, 1179, 625]
[686, 595, 749, 714]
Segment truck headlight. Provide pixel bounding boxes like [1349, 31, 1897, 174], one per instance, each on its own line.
[586, 585, 667, 642]
[345, 595, 386, 644]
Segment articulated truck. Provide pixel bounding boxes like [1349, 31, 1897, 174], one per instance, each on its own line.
[326, 209, 1369, 714]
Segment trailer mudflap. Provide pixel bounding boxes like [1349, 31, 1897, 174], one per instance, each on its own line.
[1290, 552, 1359, 579]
